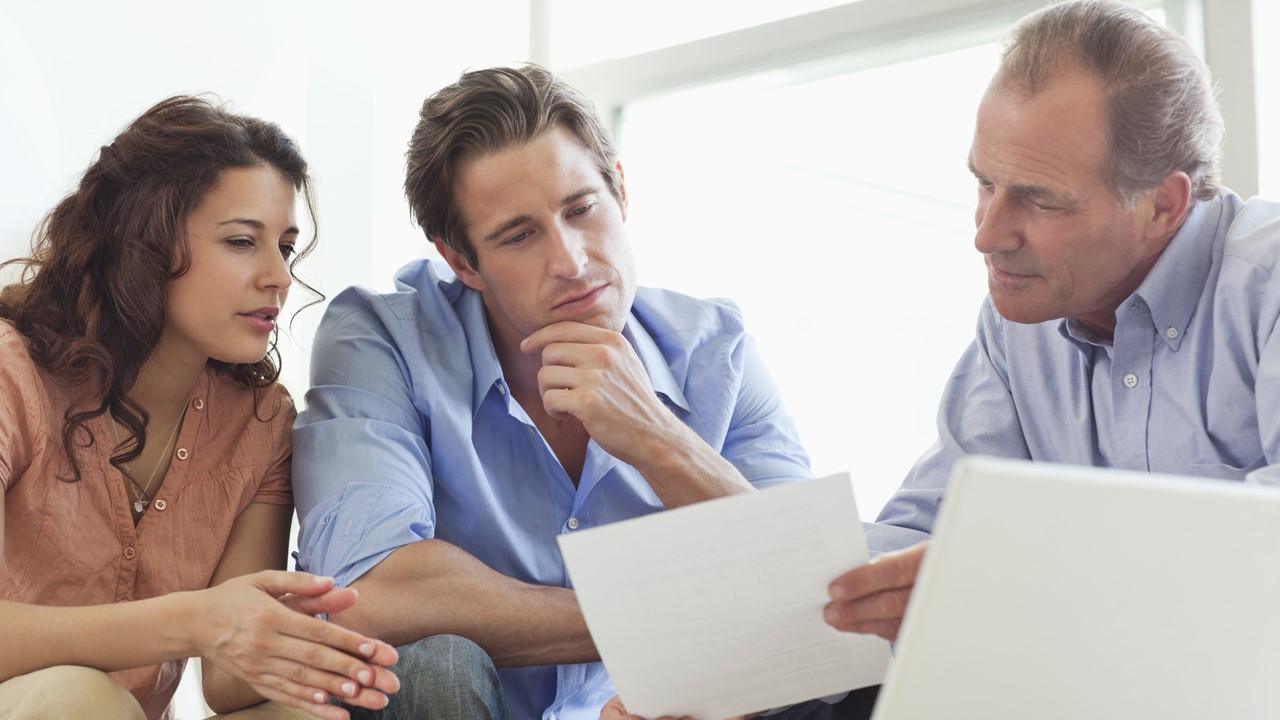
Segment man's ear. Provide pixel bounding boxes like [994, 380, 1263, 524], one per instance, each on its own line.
[615, 160, 628, 221]
[1144, 171, 1193, 246]
[432, 238, 486, 292]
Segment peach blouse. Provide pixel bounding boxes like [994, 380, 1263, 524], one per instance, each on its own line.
[0, 321, 294, 719]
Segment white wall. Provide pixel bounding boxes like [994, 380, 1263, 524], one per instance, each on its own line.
[0, 0, 530, 402]
[1257, 0, 1279, 198]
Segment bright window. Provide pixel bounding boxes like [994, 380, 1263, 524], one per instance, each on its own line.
[620, 41, 1000, 518]
[1257, 0, 1278, 198]
[548, 0, 854, 68]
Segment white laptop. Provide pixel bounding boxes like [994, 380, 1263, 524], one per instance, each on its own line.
[871, 456, 1280, 720]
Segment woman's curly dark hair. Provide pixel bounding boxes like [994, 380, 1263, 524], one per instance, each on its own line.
[0, 95, 320, 481]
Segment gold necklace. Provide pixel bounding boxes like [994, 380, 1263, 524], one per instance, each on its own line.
[110, 392, 192, 515]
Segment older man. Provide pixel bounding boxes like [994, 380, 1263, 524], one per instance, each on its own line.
[826, 0, 1280, 642]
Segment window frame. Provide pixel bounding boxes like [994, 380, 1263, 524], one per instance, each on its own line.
[536, 0, 1261, 196]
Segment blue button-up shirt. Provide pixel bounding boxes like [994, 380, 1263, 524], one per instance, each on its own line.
[293, 259, 812, 720]
[870, 190, 1280, 553]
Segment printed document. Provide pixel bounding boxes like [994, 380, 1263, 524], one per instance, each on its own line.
[558, 473, 891, 719]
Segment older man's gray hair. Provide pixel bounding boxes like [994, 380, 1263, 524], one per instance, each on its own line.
[996, 0, 1223, 203]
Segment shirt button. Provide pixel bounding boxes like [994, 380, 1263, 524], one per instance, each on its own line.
[176, 448, 189, 461]
[1123, 372, 1139, 389]
[123, 546, 136, 559]
[496, 381, 508, 396]
[567, 517, 580, 530]
[1166, 327, 1179, 339]
[192, 398, 205, 411]
[153, 498, 168, 512]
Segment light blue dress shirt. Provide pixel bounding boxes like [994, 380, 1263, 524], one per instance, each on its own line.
[870, 190, 1280, 553]
[293, 259, 812, 720]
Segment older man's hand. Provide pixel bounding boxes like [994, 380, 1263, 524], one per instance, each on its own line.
[823, 542, 928, 641]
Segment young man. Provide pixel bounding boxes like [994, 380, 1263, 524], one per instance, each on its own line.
[292, 66, 826, 720]
[826, 0, 1280, 644]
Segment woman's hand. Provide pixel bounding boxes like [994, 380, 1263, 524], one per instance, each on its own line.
[191, 570, 400, 720]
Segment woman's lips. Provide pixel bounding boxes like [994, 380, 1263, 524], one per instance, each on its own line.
[238, 313, 276, 332]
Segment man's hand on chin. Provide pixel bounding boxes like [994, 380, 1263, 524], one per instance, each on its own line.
[521, 320, 682, 466]
[824, 542, 928, 641]
[600, 695, 752, 720]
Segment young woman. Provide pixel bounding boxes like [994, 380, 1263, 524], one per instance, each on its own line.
[0, 97, 398, 720]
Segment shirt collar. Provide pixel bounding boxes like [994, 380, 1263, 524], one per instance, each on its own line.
[623, 316, 690, 413]
[451, 287, 506, 414]
[1053, 193, 1220, 352]
[1058, 316, 1112, 348]
[1130, 193, 1221, 351]
[449, 279, 690, 415]
[408, 261, 505, 413]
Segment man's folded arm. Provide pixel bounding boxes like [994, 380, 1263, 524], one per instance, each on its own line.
[293, 289, 596, 667]
[332, 539, 595, 666]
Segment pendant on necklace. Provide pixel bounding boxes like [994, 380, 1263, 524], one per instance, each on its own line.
[134, 499, 147, 513]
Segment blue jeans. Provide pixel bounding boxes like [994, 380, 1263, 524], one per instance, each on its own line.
[347, 635, 509, 720]
[345, 634, 833, 720]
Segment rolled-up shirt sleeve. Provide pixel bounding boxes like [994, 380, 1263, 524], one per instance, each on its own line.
[293, 289, 437, 588]
[868, 298, 1031, 553]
